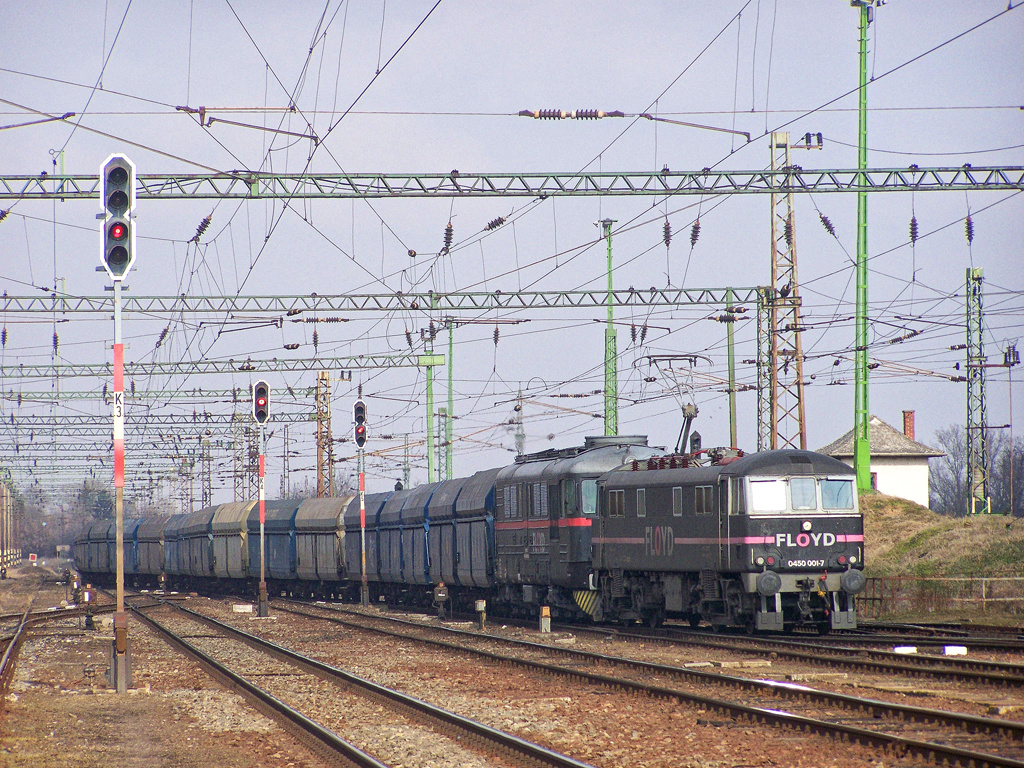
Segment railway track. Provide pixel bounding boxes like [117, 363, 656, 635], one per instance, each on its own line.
[131, 599, 597, 768]
[445, 610, 1024, 688]
[266, 600, 1024, 768]
[651, 627, 1024, 686]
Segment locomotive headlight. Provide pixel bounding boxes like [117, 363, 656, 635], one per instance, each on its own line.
[849, 555, 858, 564]
[801, 520, 812, 532]
[755, 556, 765, 566]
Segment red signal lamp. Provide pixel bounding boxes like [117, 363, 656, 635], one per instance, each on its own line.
[109, 221, 127, 240]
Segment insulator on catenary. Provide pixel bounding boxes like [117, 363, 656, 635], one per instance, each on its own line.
[442, 222, 453, 252]
[519, 109, 624, 120]
[910, 215, 919, 244]
[819, 212, 836, 238]
[191, 214, 212, 243]
[640, 325, 648, 344]
[102, 383, 108, 400]
[783, 217, 794, 249]
[630, 324, 637, 344]
[312, 329, 319, 350]
[1, 326, 6, 347]
[485, 216, 506, 231]
[156, 325, 169, 348]
[405, 329, 413, 349]
[130, 380, 136, 395]
[428, 320, 436, 340]
[689, 219, 701, 247]
[52, 331, 58, 354]
[663, 220, 672, 248]
[965, 215, 974, 244]
[0, 210, 8, 223]
[493, 326, 500, 346]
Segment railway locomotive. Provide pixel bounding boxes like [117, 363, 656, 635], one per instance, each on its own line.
[73, 436, 865, 632]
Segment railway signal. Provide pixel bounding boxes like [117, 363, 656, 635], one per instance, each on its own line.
[99, 154, 136, 280]
[353, 399, 367, 448]
[252, 380, 269, 423]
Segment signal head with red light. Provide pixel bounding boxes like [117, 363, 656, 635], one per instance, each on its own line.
[99, 154, 136, 280]
[252, 380, 270, 424]
[353, 399, 367, 448]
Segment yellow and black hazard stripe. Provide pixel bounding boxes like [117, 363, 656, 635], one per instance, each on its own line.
[573, 589, 600, 617]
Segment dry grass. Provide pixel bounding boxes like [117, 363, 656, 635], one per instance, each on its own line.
[861, 492, 1024, 577]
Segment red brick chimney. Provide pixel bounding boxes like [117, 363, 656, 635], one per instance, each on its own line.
[902, 410, 915, 440]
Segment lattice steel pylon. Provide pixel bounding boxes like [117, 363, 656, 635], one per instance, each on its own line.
[316, 371, 333, 498]
[966, 267, 990, 515]
[200, 439, 212, 509]
[232, 413, 245, 502]
[765, 132, 807, 450]
[179, 458, 194, 515]
[280, 425, 290, 499]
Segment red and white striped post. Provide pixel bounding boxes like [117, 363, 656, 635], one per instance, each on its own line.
[258, 433, 268, 617]
[359, 453, 368, 606]
[111, 280, 130, 692]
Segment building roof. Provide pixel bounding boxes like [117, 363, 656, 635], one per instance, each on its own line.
[818, 415, 945, 458]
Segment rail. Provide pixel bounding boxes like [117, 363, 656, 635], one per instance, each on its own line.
[0, 608, 32, 708]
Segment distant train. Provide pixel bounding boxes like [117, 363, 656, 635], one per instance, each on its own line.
[73, 436, 866, 632]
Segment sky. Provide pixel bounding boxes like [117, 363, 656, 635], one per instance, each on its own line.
[1, 1, 1022, 507]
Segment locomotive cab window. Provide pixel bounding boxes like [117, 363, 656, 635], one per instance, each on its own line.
[581, 479, 598, 515]
[749, 479, 786, 512]
[790, 477, 817, 510]
[562, 479, 577, 516]
[821, 479, 855, 509]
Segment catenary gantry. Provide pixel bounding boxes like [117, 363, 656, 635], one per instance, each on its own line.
[1, 166, 1021, 200]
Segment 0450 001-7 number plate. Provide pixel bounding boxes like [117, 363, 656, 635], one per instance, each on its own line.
[786, 559, 825, 568]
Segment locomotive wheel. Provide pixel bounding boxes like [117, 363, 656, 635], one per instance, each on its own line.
[816, 621, 831, 636]
[688, 614, 701, 629]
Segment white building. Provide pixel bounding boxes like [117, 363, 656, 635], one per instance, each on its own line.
[818, 411, 944, 508]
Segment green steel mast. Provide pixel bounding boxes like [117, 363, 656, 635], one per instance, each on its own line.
[853, 1, 874, 492]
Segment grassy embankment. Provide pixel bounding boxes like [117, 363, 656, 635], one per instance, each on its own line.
[859, 493, 1024, 623]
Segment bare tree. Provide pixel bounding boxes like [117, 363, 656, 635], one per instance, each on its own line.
[930, 426, 1023, 517]
[929, 425, 968, 516]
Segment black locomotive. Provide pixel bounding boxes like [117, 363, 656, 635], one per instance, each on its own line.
[74, 436, 865, 632]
